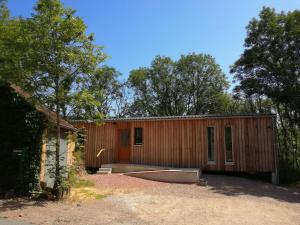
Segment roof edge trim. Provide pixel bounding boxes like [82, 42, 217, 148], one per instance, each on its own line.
[71, 113, 276, 123]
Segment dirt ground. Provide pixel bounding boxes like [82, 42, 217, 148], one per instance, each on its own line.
[0, 174, 300, 225]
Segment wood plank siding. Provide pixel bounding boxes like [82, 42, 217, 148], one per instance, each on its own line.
[72, 115, 276, 172]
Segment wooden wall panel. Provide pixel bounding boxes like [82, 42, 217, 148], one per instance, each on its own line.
[72, 116, 276, 172]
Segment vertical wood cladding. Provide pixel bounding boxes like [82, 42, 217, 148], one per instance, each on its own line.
[73, 116, 275, 172]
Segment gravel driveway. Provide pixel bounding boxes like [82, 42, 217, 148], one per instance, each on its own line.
[1, 174, 299, 225]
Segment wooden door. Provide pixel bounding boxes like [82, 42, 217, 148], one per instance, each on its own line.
[117, 128, 131, 163]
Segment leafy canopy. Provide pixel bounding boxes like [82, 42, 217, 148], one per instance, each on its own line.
[0, 0, 113, 120]
[69, 66, 123, 119]
[26, 0, 106, 106]
[127, 53, 229, 116]
[231, 7, 300, 120]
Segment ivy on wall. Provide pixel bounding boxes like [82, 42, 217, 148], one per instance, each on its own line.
[0, 83, 47, 195]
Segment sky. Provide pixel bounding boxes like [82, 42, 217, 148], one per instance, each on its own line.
[7, 0, 300, 87]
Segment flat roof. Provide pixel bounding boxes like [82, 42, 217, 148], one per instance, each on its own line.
[72, 113, 276, 123]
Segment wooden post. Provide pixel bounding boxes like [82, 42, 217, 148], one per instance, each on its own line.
[39, 129, 47, 188]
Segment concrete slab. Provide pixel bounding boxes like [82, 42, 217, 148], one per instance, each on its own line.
[124, 169, 199, 183]
[101, 163, 199, 174]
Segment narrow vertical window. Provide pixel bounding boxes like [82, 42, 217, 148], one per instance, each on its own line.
[207, 127, 215, 162]
[134, 128, 143, 145]
[225, 126, 233, 163]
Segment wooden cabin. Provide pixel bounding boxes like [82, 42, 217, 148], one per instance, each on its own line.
[73, 114, 277, 178]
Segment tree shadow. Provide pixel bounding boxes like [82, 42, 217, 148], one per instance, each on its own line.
[204, 174, 300, 204]
[0, 199, 47, 212]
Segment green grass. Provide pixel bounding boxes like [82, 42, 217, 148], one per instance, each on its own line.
[95, 194, 105, 199]
[79, 189, 105, 200]
[71, 178, 106, 200]
[73, 179, 95, 188]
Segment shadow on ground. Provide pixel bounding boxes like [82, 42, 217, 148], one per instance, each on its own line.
[204, 174, 300, 203]
[0, 199, 47, 212]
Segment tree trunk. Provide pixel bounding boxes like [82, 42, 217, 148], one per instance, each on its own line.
[53, 86, 62, 200]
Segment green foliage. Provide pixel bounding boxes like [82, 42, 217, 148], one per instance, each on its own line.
[69, 128, 86, 175]
[23, 0, 106, 103]
[1, 0, 108, 118]
[176, 54, 229, 114]
[0, 0, 113, 198]
[0, 83, 47, 195]
[0, 0, 123, 120]
[69, 66, 124, 119]
[231, 7, 300, 119]
[0, 0, 9, 21]
[277, 126, 300, 184]
[0, 0, 107, 199]
[231, 7, 300, 184]
[0, 1, 27, 84]
[69, 89, 104, 120]
[222, 93, 274, 114]
[127, 53, 229, 116]
[67, 127, 87, 191]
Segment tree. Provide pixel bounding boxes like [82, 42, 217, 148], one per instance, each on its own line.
[68, 66, 123, 119]
[0, 0, 8, 21]
[231, 7, 300, 121]
[113, 82, 131, 117]
[231, 7, 300, 183]
[128, 56, 176, 116]
[127, 54, 229, 116]
[0, 0, 27, 83]
[0, 0, 106, 198]
[176, 54, 229, 114]
[30, 0, 106, 198]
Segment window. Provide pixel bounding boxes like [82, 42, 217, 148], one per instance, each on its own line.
[225, 126, 233, 163]
[207, 127, 215, 162]
[134, 128, 143, 145]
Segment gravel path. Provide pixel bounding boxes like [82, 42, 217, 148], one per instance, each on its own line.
[1, 174, 299, 225]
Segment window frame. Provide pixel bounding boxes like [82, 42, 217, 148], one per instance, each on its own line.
[134, 127, 143, 146]
[207, 126, 216, 164]
[224, 125, 234, 165]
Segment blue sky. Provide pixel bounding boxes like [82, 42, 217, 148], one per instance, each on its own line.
[7, 0, 300, 87]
